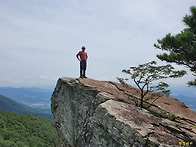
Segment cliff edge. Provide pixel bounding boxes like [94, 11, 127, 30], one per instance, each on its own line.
[51, 77, 196, 147]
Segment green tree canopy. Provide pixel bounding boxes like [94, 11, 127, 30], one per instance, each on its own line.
[0, 110, 57, 147]
[154, 6, 196, 86]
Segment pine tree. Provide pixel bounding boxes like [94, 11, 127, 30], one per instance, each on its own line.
[154, 6, 196, 86]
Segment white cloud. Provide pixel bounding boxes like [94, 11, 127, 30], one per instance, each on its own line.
[40, 75, 49, 80]
[0, 77, 11, 82]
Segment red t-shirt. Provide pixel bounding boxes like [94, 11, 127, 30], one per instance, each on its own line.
[77, 51, 88, 60]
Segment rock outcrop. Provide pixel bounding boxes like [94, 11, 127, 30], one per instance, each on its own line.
[51, 77, 196, 147]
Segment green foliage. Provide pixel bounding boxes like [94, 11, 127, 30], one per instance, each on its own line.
[117, 61, 186, 108]
[0, 110, 57, 147]
[146, 108, 180, 121]
[147, 109, 168, 119]
[188, 79, 196, 86]
[154, 6, 196, 86]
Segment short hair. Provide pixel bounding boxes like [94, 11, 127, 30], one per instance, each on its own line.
[82, 46, 85, 49]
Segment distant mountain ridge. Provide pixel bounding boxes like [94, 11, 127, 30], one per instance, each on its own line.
[0, 87, 53, 103]
[170, 86, 196, 110]
[0, 95, 34, 113]
[0, 94, 53, 120]
[0, 87, 53, 114]
[171, 94, 196, 110]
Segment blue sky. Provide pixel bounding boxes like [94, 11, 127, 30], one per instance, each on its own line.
[0, 0, 196, 87]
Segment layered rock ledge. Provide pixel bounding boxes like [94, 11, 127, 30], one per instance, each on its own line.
[51, 77, 196, 147]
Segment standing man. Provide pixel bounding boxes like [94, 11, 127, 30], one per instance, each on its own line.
[76, 46, 88, 78]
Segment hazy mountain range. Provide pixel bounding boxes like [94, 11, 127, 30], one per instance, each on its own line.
[0, 86, 195, 113]
[0, 87, 54, 119]
[170, 86, 196, 110]
[0, 87, 53, 103]
[0, 94, 54, 119]
[0, 94, 35, 113]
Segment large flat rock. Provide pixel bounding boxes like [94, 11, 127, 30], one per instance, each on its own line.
[51, 77, 196, 147]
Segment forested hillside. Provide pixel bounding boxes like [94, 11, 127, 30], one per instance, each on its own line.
[0, 110, 57, 147]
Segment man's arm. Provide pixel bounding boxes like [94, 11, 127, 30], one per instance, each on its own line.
[76, 52, 81, 61]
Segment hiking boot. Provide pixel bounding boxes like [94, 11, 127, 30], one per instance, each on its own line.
[79, 76, 83, 78]
[83, 76, 87, 78]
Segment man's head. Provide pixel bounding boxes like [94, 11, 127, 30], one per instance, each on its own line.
[82, 46, 85, 51]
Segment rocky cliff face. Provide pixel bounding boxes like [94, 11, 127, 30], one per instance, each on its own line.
[51, 77, 196, 147]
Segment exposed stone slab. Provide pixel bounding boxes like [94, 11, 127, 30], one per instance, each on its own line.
[51, 77, 196, 147]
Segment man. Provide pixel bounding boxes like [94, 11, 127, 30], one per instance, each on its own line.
[76, 46, 88, 78]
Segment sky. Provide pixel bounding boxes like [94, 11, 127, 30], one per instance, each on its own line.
[0, 0, 196, 88]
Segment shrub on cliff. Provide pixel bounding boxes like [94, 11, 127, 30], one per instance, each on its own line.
[117, 61, 186, 108]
